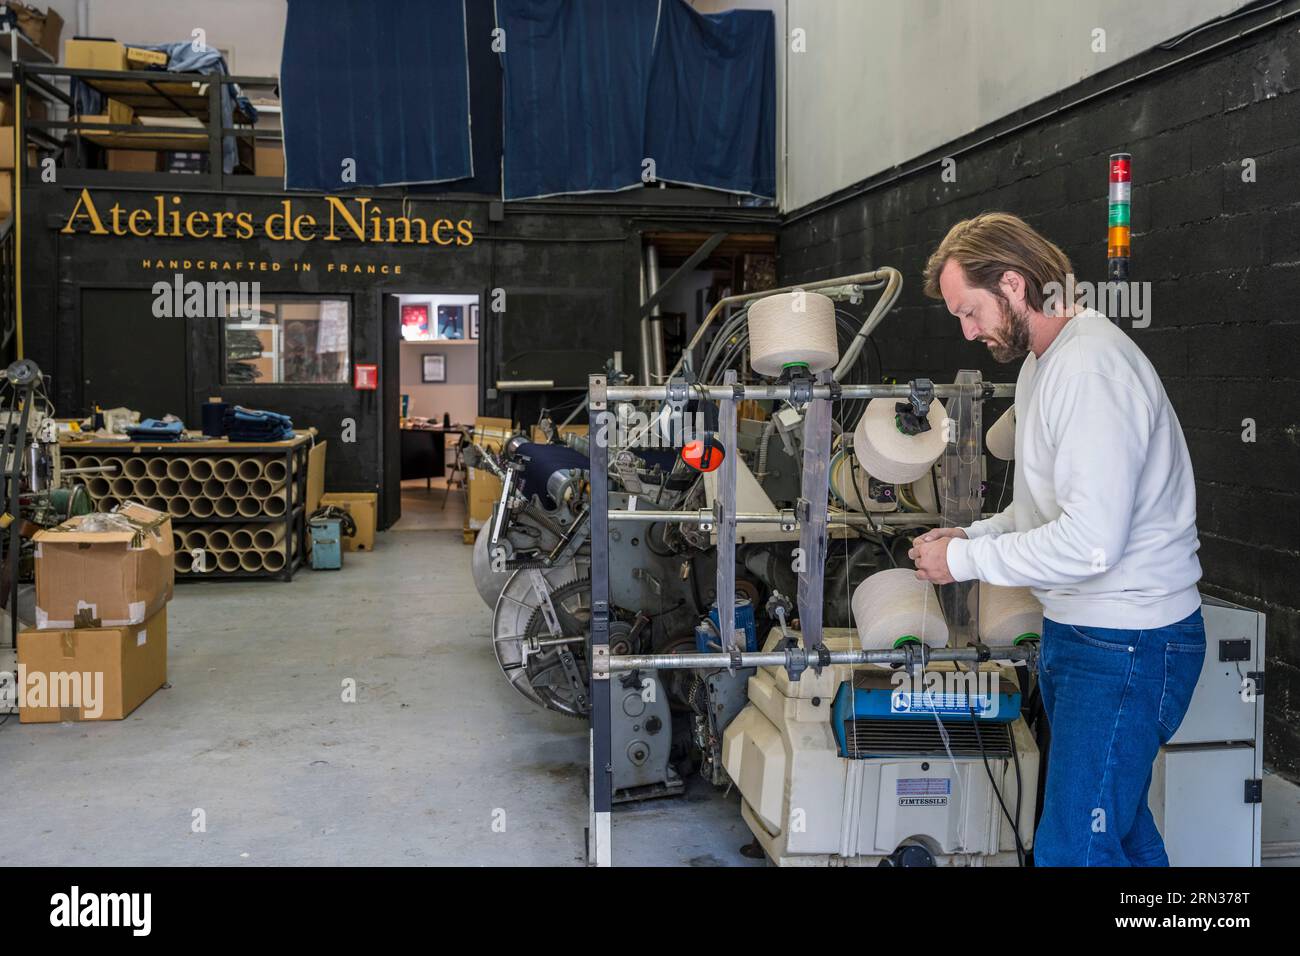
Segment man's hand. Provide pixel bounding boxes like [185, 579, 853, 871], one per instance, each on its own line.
[909, 528, 967, 585]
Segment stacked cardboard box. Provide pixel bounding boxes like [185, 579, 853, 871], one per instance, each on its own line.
[18, 502, 174, 723]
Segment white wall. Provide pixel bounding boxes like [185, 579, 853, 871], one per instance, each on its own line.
[45, 0, 286, 75]
[782, 0, 1251, 211]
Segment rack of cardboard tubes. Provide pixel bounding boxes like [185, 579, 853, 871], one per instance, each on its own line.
[584, 370, 1023, 866]
[59, 433, 312, 581]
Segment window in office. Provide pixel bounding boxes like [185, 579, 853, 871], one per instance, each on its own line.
[223, 297, 351, 385]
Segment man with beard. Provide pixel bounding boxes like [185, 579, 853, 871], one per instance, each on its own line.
[907, 213, 1205, 867]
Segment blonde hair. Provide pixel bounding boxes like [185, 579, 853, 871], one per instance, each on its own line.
[923, 212, 1073, 313]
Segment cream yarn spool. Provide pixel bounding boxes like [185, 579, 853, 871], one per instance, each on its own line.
[976, 583, 1043, 644]
[852, 398, 948, 485]
[986, 405, 1016, 461]
[746, 291, 839, 377]
[829, 451, 896, 513]
[851, 568, 949, 651]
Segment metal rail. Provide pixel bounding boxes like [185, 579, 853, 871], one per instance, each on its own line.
[602, 642, 1036, 673]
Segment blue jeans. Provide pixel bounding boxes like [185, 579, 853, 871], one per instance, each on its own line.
[1034, 609, 1206, 866]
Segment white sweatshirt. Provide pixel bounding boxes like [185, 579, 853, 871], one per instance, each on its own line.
[945, 309, 1202, 629]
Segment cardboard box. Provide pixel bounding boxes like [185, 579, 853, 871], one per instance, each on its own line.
[33, 502, 174, 630]
[0, 171, 12, 219]
[125, 46, 168, 68]
[255, 144, 284, 178]
[106, 149, 160, 172]
[305, 440, 327, 514]
[0, 127, 13, 170]
[17, 608, 167, 723]
[319, 492, 377, 552]
[468, 417, 512, 528]
[12, 3, 64, 60]
[64, 37, 128, 71]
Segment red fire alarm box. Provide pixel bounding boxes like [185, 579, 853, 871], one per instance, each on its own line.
[354, 364, 378, 390]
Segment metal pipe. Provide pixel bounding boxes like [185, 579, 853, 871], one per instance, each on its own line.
[605, 643, 1035, 673]
[666, 268, 899, 381]
[604, 382, 1014, 402]
[645, 244, 667, 383]
[606, 509, 986, 526]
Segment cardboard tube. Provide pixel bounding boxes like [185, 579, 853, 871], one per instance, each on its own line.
[264, 460, 288, 484]
[123, 457, 147, 479]
[87, 476, 111, 498]
[250, 478, 273, 499]
[175, 552, 193, 573]
[101, 457, 124, 478]
[265, 493, 286, 517]
[158, 477, 179, 497]
[172, 531, 186, 551]
[208, 528, 232, 550]
[253, 525, 286, 549]
[60, 455, 78, 471]
[79, 456, 102, 469]
[179, 478, 202, 498]
[191, 496, 215, 518]
[215, 497, 239, 518]
[190, 458, 215, 480]
[111, 476, 134, 497]
[147, 496, 169, 513]
[261, 548, 286, 572]
[240, 550, 264, 573]
[100, 495, 121, 511]
[218, 550, 241, 572]
[227, 478, 248, 498]
[214, 458, 239, 481]
[238, 458, 264, 480]
[237, 496, 261, 518]
[170, 496, 192, 517]
[166, 458, 191, 481]
[203, 478, 224, 499]
[184, 528, 209, 550]
[135, 477, 157, 497]
[232, 526, 255, 550]
[146, 457, 169, 479]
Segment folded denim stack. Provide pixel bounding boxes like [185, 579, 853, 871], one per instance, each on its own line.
[224, 405, 294, 442]
[126, 418, 185, 442]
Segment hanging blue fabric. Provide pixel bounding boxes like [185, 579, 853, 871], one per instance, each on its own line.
[497, 0, 661, 201]
[645, 2, 776, 200]
[281, 0, 473, 191]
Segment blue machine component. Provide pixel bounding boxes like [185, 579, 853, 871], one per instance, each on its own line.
[694, 597, 757, 653]
[830, 678, 1021, 758]
[309, 517, 343, 570]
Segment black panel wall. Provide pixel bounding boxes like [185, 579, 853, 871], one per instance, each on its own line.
[779, 15, 1300, 777]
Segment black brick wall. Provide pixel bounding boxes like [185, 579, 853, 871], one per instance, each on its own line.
[778, 18, 1300, 778]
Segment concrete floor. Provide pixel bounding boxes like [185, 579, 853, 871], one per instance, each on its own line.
[3, 484, 1295, 866]
[0, 490, 756, 867]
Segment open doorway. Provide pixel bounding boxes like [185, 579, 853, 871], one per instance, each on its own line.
[393, 291, 480, 532]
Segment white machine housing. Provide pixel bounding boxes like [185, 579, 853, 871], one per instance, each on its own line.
[723, 628, 1038, 866]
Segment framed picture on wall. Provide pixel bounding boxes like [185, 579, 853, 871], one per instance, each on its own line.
[421, 353, 447, 383]
[401, 304, 430, 340]
[436, 305, 464, 339]
[469, 304, 479, 339]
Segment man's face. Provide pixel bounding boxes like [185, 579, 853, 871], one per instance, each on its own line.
[938, 259, 1031, 363]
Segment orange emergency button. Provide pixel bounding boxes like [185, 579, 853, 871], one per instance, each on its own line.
[682, 435, 725, 473]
